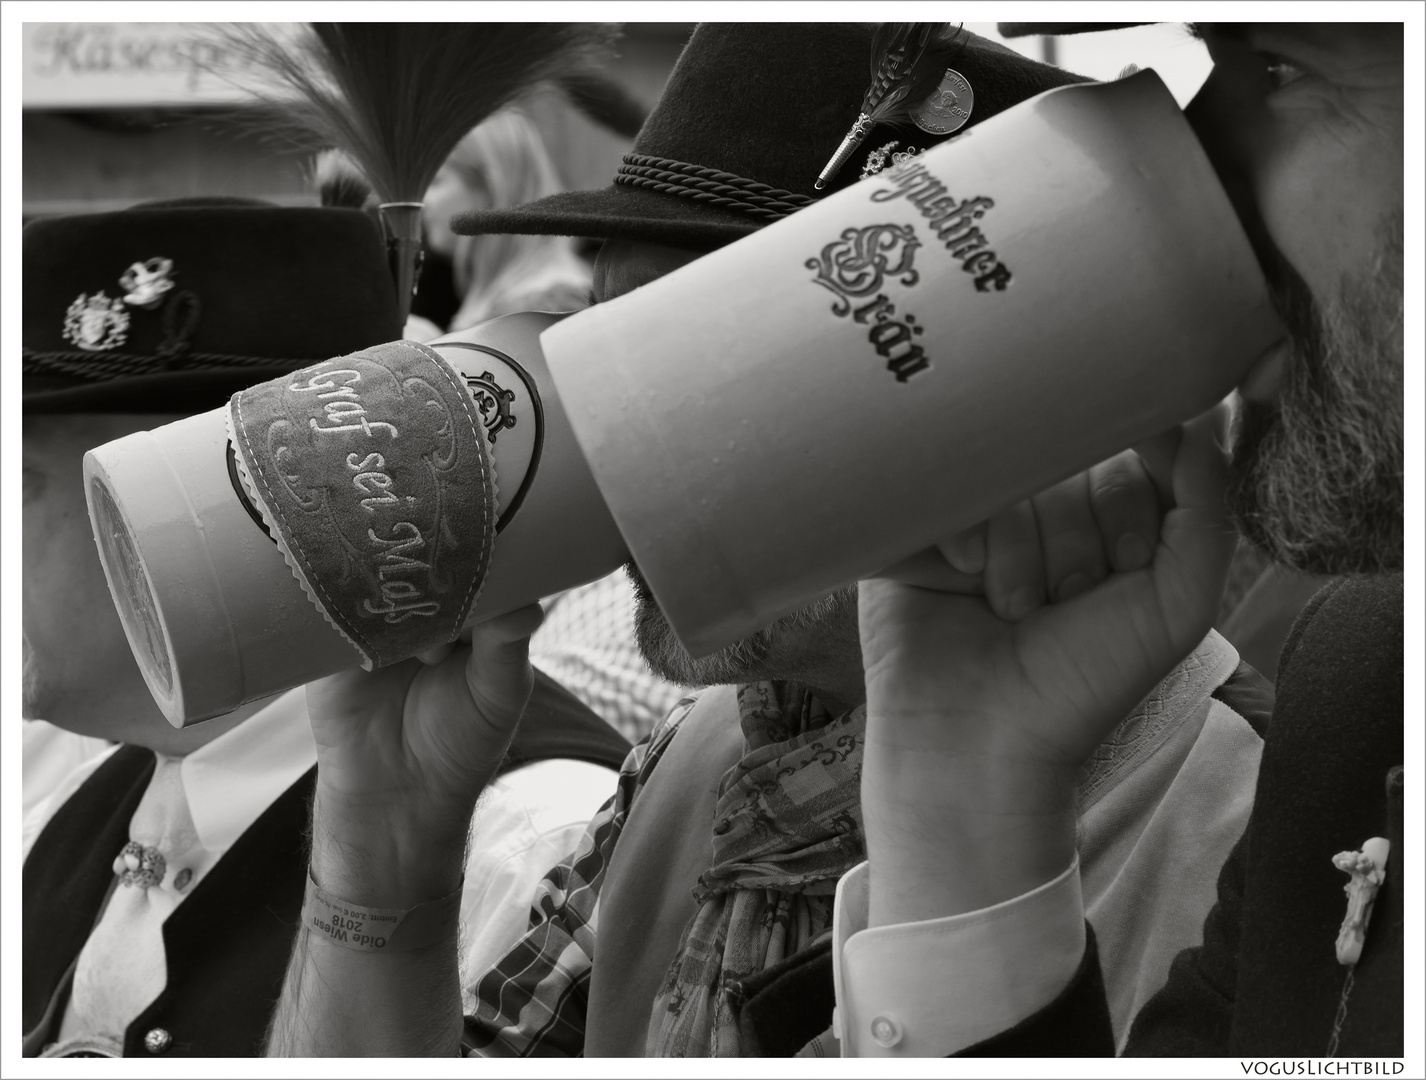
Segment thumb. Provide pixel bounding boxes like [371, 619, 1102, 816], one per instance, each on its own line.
[463, 603, 544, 729]
[1154, 402, 1236, 617]
[1133, 425, 1180, 510]
[872, 545, 985, 594]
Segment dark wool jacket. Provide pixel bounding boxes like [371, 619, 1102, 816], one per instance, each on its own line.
[23, 669, 631, 1058]
[959, 573, 1405, 1057]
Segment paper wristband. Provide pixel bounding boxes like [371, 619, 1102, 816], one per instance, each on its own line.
[227, 340, 497, 669]
[301, 872, 463, 953]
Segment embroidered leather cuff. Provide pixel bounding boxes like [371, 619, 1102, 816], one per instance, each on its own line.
[227, 340, 497, 669]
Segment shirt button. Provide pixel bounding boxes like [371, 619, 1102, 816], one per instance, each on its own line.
[143, 1028, 172, 1054]
[174, 868, 192, 891]
[870, 1015, 902, 1048]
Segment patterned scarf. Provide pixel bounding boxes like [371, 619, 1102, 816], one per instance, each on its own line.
[646, 681, 866, 1057]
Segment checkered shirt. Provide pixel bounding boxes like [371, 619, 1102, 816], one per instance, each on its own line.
[529, 567, 691, 744]
[462, 694, 699, 1057]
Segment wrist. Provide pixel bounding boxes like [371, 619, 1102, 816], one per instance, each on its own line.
[865, 802, 1076, 926]
[310, 789, 470, 907]
[302, 870, 464, 954]
[861, 740, 1078, 926]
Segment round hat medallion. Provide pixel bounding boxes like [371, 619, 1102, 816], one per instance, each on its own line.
[911, 69, 975, 135]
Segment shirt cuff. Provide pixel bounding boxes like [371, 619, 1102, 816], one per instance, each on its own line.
[832, 857, 1084, 1057]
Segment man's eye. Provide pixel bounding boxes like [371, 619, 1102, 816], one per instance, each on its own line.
[1260, 53, 1306, 91]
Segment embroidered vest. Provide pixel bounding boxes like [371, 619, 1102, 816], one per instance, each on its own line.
[23, 747, 313, 1056]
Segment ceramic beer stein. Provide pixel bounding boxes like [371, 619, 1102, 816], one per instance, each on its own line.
[540, 71, 1282, 657]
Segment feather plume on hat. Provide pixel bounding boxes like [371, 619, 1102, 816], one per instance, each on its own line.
[816, 22, 968, 189]
[212, 23, 620, 320]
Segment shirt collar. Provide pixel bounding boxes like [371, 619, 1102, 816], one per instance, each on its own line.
[176, 688, 316, 855]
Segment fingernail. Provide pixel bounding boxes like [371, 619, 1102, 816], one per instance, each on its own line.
[1006, 586, 1041, 621]
[1056, 573, 1094, 602]
[1116, 534, 1151, 570]
[958, 532, 986, 573]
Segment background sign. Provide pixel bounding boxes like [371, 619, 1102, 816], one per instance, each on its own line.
[22, 23, 296, 108]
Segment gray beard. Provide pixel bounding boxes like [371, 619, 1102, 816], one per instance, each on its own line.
[1227, 215, 1403, 577]
[627, 562, 858, 687]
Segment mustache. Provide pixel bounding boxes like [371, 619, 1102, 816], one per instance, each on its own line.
[625, 559, 654, 603]
[1260, 247, 1319, 369]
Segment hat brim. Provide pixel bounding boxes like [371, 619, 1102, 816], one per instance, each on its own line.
[451, 183, 762, 250]
[22, 366, 307, 414]
[997, 23, 1148, 38]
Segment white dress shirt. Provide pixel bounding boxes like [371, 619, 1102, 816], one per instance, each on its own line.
[22, 720, 112, 819]
[25, 690, 316, 1046]
[23, 688, 315, 864]
[833, 859, 1085, 1056]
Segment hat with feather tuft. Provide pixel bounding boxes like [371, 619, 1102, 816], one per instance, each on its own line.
[451, 23, 1088, 249]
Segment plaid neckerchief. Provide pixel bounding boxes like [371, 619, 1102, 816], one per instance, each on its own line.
[646, 682, 866, 1056]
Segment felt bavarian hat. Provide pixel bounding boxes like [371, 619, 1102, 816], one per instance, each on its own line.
[23, 198, 403, 413]
[451, 22, 1087, 250]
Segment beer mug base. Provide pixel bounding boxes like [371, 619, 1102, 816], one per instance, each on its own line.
[85, 412, 364, 727]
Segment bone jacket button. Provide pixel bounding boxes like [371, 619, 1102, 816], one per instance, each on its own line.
[143, 1028, 172, 1054]
[870, 1015, 902, 1048]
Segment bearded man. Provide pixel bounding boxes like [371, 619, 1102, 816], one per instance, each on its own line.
[843, 22, 1405, 1056]
[267, 24, 1276, 1057]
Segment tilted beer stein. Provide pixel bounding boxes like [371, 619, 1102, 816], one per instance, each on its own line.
[85, 312, 625, 726]
[540, 71, 1282, 656]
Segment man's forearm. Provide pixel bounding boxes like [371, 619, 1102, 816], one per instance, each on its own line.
[266, 793, 471, 1056]
[861, 721, 1078, 927]
[266, 916, 463, 1056]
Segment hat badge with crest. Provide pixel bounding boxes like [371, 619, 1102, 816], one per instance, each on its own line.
[61, 256, 177, 352]
[62, 292, 130, 352]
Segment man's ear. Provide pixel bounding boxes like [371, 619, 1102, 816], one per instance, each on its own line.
[592, 240, 708, 303]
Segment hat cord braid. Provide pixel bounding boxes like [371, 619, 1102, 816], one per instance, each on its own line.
[617, 155, 818, 221]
